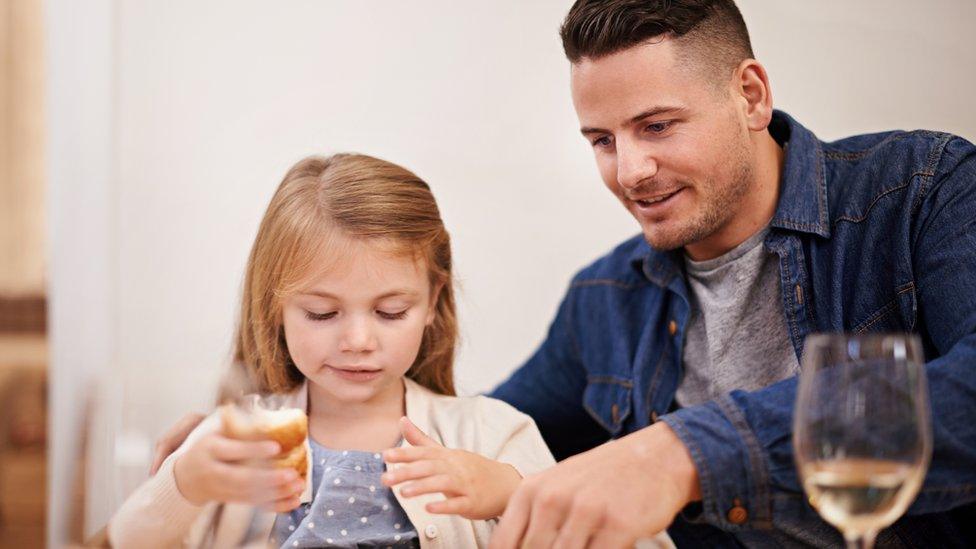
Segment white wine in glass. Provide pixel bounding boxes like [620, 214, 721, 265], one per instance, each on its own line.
[794, 334, 931, 549]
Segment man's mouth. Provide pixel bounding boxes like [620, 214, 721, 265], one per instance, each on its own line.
[632, 188, 682, 208]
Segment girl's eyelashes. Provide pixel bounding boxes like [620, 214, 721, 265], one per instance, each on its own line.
[377, 310, 408, 320]
[303, 309, 409, 321]
[305, 310, 338, 321]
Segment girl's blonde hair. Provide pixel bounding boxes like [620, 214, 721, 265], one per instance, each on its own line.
[232, 153, 457, 396]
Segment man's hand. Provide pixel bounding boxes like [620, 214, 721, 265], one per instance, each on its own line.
[382, 417, 523, 520]
[150, 412, 206, 475]
[488, 422, 700, 549]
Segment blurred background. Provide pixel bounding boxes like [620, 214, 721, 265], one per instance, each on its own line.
[0, 0, 972, 546]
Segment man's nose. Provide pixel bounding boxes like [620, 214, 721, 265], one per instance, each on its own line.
[616, 139, 658, 191]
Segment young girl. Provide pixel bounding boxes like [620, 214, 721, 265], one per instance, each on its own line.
[108, 153, 556, 548]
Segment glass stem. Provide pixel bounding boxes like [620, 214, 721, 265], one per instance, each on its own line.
[845, 530, 878, 549]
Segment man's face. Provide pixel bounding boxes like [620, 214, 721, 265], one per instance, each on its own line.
[571, 39, 755, 254]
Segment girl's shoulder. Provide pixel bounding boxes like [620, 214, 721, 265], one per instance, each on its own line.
[404, 378, 543, 446]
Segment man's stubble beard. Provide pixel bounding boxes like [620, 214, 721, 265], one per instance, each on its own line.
[642, 146, 754, 252]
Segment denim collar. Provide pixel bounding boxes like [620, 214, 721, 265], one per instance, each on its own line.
[629, 110, 830, 286]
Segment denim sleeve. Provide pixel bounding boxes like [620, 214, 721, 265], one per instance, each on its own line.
[661, 136, 976, 532]
[489, 284, 610, 461]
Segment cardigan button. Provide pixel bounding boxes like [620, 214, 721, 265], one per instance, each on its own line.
[668, 320, 678, 336]
[424, 524, 439, 539]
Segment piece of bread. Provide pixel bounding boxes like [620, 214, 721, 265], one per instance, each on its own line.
[220, 404, 309, 481]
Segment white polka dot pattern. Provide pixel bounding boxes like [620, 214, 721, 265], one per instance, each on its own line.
[270, 440, 419, 547]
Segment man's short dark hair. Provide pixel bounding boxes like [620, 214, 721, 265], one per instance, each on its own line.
[560, 0, 754, 80]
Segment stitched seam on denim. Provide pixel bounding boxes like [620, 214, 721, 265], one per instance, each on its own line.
[583, 377, 634, 432]
[582, 387, 632, 434]
[717, 396, 773, 528]
[565, 289, 584, 365]
[823, 130, 952, 162]
[659, 415, 720, 528]
[901, 281, 917, 331]
[789, 240, 816, 336]
[913, 134, 954, 214]
[852, 283, 916, 334]
[644, 342, 669, 419]
[585, 375, 634, 388]
[773, 219, 826, 232]
[816, 141, 829, 232]
[832, 181, 912, 225]
[777, 245, 803, 361]
[582, 401, 614, 433]
[571, 278, 645, 290]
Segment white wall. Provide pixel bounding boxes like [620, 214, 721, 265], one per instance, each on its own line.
[45, 0, 115, 544]
[47, 0, 976, 539]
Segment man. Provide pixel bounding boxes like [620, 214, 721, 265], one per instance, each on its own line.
[486, 0, 976, 547]
[153, 1, 976, 546]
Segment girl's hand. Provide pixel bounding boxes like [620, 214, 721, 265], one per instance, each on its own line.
[173, 431, 305, 513]
[381, 417, 523, 520]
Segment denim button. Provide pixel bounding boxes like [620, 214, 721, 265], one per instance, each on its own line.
[727, 499, 748, 525]
[668, 320, 677, 336]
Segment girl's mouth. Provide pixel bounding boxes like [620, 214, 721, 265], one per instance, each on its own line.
[326, 365, 382, 382]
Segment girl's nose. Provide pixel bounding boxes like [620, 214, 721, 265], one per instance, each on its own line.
[339, 316, 377, 353]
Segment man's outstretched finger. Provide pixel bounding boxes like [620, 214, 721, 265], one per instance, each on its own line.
[488, 485, 532, 549]
[551, 499, 602, 549]
[520, 493, 568, 549]
[586, 528, 638, 549]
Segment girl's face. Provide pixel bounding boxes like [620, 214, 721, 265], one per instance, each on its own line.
[281, 237, 437, 406]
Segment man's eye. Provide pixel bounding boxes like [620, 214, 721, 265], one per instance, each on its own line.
[305, 311, 337, 321]
[377, 310, 408, 320]
[646, 121, 672, 134]
[592, 135, 613, 148]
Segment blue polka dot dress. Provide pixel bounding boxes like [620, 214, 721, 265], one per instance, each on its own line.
[270, 439, 420, 548]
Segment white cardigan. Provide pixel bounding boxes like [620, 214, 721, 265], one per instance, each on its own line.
[108, 378, 557, 548]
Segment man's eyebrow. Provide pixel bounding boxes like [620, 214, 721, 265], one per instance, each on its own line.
[580, 105, 686, 135]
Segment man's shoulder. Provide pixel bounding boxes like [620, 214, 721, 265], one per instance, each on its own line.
[570, 233, 654, 287]
[823, 128, 965, 178]
[821, 128, 973, 216]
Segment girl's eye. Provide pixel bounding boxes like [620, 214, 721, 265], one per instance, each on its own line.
[377, 310, 408, 320]
[305, 310, 337, 321]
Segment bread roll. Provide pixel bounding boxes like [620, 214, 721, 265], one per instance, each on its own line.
[220, 404, 309, 481]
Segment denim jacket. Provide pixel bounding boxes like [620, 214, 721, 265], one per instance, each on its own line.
[490, 111, 976, 547]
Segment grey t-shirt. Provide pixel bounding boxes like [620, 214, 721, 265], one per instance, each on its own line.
[675, 227, 799, 407]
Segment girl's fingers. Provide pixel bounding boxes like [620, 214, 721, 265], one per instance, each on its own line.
[208, 435, 281, 462]
[213, 462, 297, 499]
[426, 496, 472, 516]
[398, 416, 440, 448]
[263, 495, 302, 513]
[381, 460, 441, 486]
[398, 474, 457, 498]
[383, 444, 441, 463]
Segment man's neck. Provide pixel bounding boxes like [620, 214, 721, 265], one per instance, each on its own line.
[684, 130, 784, 261]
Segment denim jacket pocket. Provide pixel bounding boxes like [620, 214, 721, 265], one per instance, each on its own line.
[583, 375, 633, 436]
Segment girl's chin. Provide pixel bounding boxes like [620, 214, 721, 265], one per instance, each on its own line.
[309, 373, 403, 404]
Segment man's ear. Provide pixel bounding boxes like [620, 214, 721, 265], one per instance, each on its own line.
[734, 58, 774, 132]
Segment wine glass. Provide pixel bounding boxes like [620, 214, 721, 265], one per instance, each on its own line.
[793, 333, 931, 549]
